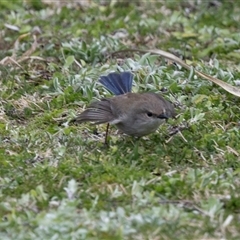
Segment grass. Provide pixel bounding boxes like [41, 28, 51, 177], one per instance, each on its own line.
[0, 0, 240, 239]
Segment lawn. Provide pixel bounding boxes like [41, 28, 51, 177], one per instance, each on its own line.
[0, 0, 240, 239]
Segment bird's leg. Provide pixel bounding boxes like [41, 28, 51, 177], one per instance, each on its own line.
[104, 123, 110, 145]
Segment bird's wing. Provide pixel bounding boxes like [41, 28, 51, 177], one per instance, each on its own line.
[74, 99, 116, 124]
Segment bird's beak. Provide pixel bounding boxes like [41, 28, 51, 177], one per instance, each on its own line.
[157, 113, 169, 119]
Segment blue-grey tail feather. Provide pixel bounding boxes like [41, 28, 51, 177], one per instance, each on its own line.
[99, 72, 133, 95]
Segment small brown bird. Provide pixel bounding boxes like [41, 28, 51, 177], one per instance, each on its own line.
[75, 72, 175, 138]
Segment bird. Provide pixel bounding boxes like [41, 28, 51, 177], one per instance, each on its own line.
[74, 71, 175, 140]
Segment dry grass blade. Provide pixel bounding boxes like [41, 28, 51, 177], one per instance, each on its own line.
[0, 33, 40, 67]
[112, 49, 240, 97]
[18, 34, 38, 62]
[12, 32, 31, 60]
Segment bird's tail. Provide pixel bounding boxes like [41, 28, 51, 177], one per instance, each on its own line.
[99, 71, 133, 95]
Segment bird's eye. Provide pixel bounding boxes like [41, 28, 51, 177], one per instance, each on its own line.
[147, 112, 153, 117]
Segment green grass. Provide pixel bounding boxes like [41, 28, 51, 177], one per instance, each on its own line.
[0, 1, 240, 239]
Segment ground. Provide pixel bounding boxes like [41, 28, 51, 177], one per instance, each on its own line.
[0, 1, 240, 239]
